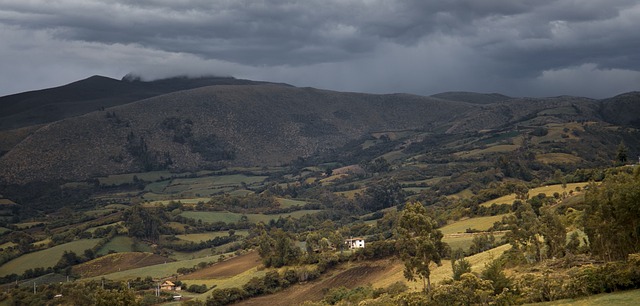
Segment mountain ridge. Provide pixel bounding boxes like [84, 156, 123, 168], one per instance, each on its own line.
[0, 76, 639, 184]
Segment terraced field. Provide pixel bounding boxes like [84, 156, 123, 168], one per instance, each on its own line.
[479, 182, 590, 207]
[179, 210, 322, 224]
[439, 214, 508, 235]
[0, 239, 101, 276]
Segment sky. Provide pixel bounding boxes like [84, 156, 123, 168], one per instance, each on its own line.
[1, 0, 639, 99]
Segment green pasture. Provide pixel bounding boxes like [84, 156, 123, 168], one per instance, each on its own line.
[14, 221, 46, 229]
[479, 182, 590, 207]
[144, 180, 170, 193]
[167, 248, 218, 261]
[228, 189, 254, 196]
[0, 227, 9, 235]
[224, 166, 286, 174]
[528, 289, 640, 306]
[97, 236, 151, 255]
[276, 198, 308, 208]
[98, 171, 175, 186]
[83, 208, 115, 218]
[179, 210, 322, 224]
[85, 221, 123, 233]
[161, 174, 268, 197]
[0, 239, 101, 276]
[439, 214, 508, 235]
[147, 198, 211, 207]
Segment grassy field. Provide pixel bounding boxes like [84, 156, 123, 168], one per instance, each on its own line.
[32, 238, 52, 248]
[0, 239, 101, 276]
[97, 236, 152, 255]
[439, 214, 508, 235]
[98, 170, 179, 186]
[152, 173, 269, 198]
[85, 221, 123, 233]
[173, 230, 249, 243]
[443, 232, 506, 252]
[147, 198, 212, 206]
[14, 221, 46, 229]
[371, 244, 511, 291]
[95, 254, 227, 281]
[167, 248, 217, 261]
[276, 198, 308, 208]
[180, 210, 322, 224]
[528, 289, 640, 306]
[83, 208, 115, 217]
[0, 227, 10, 235]
[479, 182, 590, 207]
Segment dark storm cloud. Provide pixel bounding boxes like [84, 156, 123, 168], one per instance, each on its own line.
[0, 0, 639, 98]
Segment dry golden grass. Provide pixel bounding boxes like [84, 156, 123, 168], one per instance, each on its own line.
[439, 215, 508, 235]
[443, 232, 506, 252]
[480, 182, 590, 207]
[371, 244, 511, 291]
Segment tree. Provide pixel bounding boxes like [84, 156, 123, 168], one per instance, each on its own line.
[469, 233, 496, 254]
[583, 168, 640, 260]
[430, 273, 493, 306]
[539, 206, 566, 259]
[257, 228, 301, 268]
[481, 259, 511, 295]
[124, 205, 163, 243]
[615, 141, 628, 165]
[361, 179, 405, 211]
[396, 202, 448, 292]
[504, 202, 543, 263]
[452, 258, 472, 281]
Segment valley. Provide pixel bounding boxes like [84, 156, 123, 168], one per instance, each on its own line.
[1, 77, 640, 305]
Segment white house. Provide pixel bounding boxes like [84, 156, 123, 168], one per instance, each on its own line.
[345, 237, 365, 249]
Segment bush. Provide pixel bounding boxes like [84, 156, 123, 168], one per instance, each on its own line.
[187, 284, 208, 293]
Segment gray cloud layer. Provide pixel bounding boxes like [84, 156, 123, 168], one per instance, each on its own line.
[1, 0, 639, 98]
